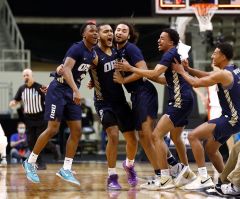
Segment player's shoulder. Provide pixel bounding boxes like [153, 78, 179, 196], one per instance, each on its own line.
[125, 42, 139, 51]
[71, 41, 84, 49]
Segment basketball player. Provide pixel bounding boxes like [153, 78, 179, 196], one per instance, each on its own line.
[172, 42, 240, 190]
[115, 28, 196, 189]
[114, 24, 186, 190]
[90, 23, 138, 189]
[22, 22, 98, 186]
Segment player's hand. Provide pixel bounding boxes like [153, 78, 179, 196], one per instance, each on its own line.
[40, 85, 49, 94]
[73, 90, 81, 105]
[113, 71, 125, 84]
[172, 58, 185, 75]
[181, 59, 190, 71]
[87, 80, 94, 89]
[56, 64, 64, 75]
[114, 60, 132, 72]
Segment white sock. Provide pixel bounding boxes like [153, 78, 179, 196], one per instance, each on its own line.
[161, 169, 170, 176]
[198, 167, 208, 178]
[28, 152, 38, 163]
[63, 157, 73, 170]
[108, 168, 117, 176]
[126, 158, 134, 167]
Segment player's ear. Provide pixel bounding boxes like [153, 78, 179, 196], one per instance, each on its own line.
[128, 35, 130, 39]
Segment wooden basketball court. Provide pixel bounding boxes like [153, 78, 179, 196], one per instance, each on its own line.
[0, 162, 225, 199]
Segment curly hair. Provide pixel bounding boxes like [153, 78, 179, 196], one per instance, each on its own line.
[115, 22, 139, 44]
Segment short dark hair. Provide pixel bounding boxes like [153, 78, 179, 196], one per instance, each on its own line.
[97, 23, 112, 31]
[162, 28, 180, 46]
[217, 42, 233, 60]
[80, 22, 96, 37]
[115, 22, 139, 43]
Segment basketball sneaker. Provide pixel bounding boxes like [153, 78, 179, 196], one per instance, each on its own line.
[122, 160, 138, 187]
[181, 174, 214, 190]
[56, 168, 80, 186]
[215, 183, 240, 196]
[22, 159, 40, 183]
[159, 175, 175, 190]
[0, 157, 7, 166]
[174, 166, 197, 187]
[107, 174, 122, 190]
[140, 175, 161, 190]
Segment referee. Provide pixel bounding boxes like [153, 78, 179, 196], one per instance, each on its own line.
[9, 69, 60, 169]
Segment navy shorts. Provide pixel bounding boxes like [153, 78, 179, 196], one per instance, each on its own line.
[166, 99, 193, 127]
[94, 100, 134, 132]
[44, 80, 82, 121]
[131, 81, 158, 131]
[208, 115, 240, 144]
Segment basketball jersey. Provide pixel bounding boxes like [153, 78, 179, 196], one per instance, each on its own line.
[217, 65, 240, 126]
[159, 47, 193, 108]
[89, 46, 126, 103]
[51, 41, 96, 88]
[117, 42, 146, 93]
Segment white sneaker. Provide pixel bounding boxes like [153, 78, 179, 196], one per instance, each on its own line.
[0, 158, 7, 166]
[219, 183, 240, 196]
[174, 167, 197, 187]
[181, 174, 214, 190]
[140, 176, 161, 190]
[159, 175, 175, 190]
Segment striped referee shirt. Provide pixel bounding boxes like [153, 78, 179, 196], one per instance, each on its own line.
[14, 82, 45, 120]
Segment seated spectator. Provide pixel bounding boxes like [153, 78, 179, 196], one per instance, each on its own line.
[10, 122, 30, 163]
[0, 123, 7, 166]
[215, 141, 240, 197]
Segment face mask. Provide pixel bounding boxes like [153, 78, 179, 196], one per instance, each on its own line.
[18, 128, 25, 134]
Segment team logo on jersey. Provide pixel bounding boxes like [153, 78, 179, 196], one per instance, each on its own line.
[50, 104, 56, 119]
[104, 60, 116, 72]
[78, 63, 91, 72]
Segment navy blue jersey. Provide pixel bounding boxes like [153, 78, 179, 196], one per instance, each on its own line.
[117, 42, 145, 93]
[217, 65, 240, 126]
[89, 46, 126, 103]
[159, 47, 193, 107]
[51, 41, 96, 88]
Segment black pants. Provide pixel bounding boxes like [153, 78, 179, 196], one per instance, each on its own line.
[26, 120, 58, 164]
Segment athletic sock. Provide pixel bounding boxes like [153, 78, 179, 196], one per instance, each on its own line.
[154, 169, 161, 176]
[28, 152, 38, 163]
[108, 168, 117, 176]
[126, 158, 134, 167]
[63, 157, 73, 170]
[198, 167, 208, 178]
[167, 154, 178, 166]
